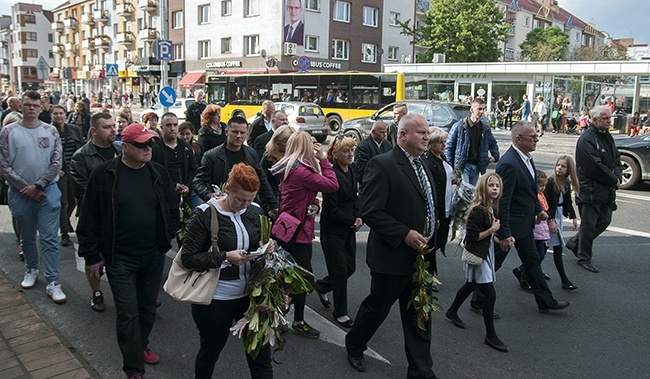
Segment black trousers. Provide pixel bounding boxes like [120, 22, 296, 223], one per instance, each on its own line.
[191, 297, 273, 379]
[346, 272, 437, 379]
[105, 252, 164, 377]
[278, 241, 312, 322]
[314, 230, 356, 317]
[568, 202, 613, 264]
[56, 172, 75, 234]
[471, 232, 557, 310]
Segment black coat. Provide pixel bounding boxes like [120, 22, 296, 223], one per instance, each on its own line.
[186, 102, 207, 130]
[464, 205, 493, 260]
[246, 116, 270, 147]
[321, 163, 360, 236]
[544, 176, 577, 221]
[574, 124, 622, 205]
[253, 129, 273, 163]
[66, 112, 91, 140]
[197, 124, 226, 153]
[151, 137, 198, 190]
[353, 136, 391, 186]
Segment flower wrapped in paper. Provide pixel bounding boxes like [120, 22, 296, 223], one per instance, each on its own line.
[450, 179, 476, 240]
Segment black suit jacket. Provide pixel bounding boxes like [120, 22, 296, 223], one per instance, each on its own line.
[495, 146, 541, 240]
[361, 146, 437, 276]
[321, 163, 360, 235]
[246, 116, 270, 147]
[284, 21, 304, 45]
[353, 136, 391, 186]
[253, 129, 273, 163]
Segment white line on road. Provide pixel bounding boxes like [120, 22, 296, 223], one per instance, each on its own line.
[617, 192, 650, 202]
[606, 226, 650, 239]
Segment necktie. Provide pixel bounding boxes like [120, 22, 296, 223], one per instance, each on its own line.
[287, 25, 294, 40]
[413, 158, 435, 238]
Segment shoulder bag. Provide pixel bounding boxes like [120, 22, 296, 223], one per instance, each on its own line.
[163, 202, 221, 305]
[460, 237, 484, 266]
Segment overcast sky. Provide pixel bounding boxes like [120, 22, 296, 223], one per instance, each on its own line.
[1, 0, 647, 45]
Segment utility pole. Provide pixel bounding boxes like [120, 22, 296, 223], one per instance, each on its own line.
[159, 0, 169, 113]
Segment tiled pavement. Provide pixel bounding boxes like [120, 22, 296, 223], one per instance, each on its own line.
[0, 270, 99, 379]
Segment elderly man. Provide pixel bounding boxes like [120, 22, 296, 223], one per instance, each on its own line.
[77, 123, 179, 378]
[247, 100, 275, 147]
[186, 90, 207, 131]
[353, 120, 392, 186]
[346, 114, 438, 376]
[253, 109, 288, 160]
[445, 98, 500, 186]
[565, 106, 622, 273]
[387, 102, 407, 147]
[0, 96, 21, 124]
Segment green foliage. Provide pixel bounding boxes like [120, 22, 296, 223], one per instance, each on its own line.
[398, 0, 510, 63]
[519, 26, 570, 61]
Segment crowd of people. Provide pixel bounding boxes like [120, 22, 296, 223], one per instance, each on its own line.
[0, 88, 625, 378]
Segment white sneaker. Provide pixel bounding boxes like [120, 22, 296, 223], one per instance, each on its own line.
[21, 269, 39, 289]
[46, 281, 67, 304]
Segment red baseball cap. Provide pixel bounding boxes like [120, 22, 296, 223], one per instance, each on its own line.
[121, 123, 158, 143]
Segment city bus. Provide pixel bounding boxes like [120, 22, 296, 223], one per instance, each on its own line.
[207, 72, 405, 133]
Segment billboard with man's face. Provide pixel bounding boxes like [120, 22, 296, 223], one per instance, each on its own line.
[284, 0, 304, 46]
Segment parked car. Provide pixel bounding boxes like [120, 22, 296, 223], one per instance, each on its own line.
[247, 102, 329, 143]
[151, 98, 195, 121]
[340, 100, 472, 142]
[615, 133, 650, 189]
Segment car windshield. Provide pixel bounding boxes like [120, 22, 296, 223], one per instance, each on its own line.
[299, 104, 324, 117]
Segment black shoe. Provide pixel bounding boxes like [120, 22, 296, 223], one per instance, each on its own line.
[566, 242, 579, 258]
[543, 273, 551, 280]
[562, 282, 578, 291]
[445, 311, 466, 329]
[292, 321, 320, 339]
[519, 282, 533, 294]
[485, 337, 509, 352]
[539, 300, 572, 313]
[347, 354, 366, 372]
[335, 316, 354, 328]
[60, 233, 71, 247]
[512, 267, 522, 282]
[317, 291, 331, 309]
[470, 306, 501, 320]
[578, 262, 599, 273]
[90, 291, 106, 312]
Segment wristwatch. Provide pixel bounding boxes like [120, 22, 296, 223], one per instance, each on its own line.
[34, 184, 43, 191]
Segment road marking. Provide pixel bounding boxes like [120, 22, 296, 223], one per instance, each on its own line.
[617, 192, 650, 202]
[606, 226, 650, 239]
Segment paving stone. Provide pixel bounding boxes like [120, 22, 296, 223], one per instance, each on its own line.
[30, 358, 83, 379]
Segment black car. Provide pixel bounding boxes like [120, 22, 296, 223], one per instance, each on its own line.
[615, 133, 650, 189]
[340, 100, 471, 142]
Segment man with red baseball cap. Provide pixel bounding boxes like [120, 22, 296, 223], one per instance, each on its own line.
[77, 122, 179, 379]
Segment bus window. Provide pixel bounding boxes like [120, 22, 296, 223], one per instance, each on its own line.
[270, 75, 293, 101]
[405, 74, 428, 99]
[294, 75, 319, 102]
[380, 74, 398, 105]
[319, 75, 349, 109]
[350, 74, 380, 109]
[248, 76, 270, 102]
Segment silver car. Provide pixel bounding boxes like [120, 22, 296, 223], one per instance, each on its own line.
[249, 102, 329, 143]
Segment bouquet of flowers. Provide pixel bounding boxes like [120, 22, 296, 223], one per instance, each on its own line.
[450, 179, 476, 240]
[230, 216, 313, 359]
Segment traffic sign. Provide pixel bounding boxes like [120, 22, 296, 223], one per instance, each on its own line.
[159, 86, 177, 107]
[36, 56, 49, 80]
[106, 64, 119, 77]
[157, 40, 173, 61]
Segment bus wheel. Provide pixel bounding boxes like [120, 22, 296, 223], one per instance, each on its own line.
[343, 129, 361, 143]
[328, 115, 342, 133]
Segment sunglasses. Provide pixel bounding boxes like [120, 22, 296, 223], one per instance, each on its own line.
[125, 139, 154, 149]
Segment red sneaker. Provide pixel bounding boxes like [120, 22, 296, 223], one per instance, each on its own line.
[143, 348, 160, 365]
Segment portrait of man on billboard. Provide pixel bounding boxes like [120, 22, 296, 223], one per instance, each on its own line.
[284, 0, 304, 45]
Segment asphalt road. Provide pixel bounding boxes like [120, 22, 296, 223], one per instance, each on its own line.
[1, 130, 649, 379]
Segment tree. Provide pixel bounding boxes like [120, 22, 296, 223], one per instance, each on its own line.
[398, 0, 510, 63]
[519, 26, 570, 61]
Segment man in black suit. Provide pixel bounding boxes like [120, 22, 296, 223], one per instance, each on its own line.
[253, 110, 288, 160]
[346, 114, 438, 378]
[284, 0, 305, 45]
[246, 100, 275, 147]
[353, 120, 391, 186]
[473, 121, 571, 314]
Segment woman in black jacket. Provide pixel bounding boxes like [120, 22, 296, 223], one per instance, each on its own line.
[66, 101, 91, 140]
[313, 135, 362, 328]
[181, 163, 273, 379]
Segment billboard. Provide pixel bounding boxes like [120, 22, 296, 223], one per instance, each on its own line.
[283, 0, 304, 46]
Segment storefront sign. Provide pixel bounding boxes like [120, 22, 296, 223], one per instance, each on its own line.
[432, 73, 488, 79]
[309, 60, 342, 70]
[205, 61, 242, 69]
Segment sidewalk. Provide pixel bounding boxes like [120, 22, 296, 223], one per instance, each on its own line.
[0, 270, 98, 379]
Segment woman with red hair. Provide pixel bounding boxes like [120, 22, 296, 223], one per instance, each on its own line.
[197, 104, 227, 153]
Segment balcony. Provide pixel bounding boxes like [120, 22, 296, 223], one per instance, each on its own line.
[81, 13, 95, 25]
[81, 39, 96, 50]
[63, 17, 78, 30]
[116, 3, 135, 18]
[64, 43, 79, 53]
[94, 35, 110, 50]
[138, 0, 158, 15]
[116, 32, 133, 46]
[416, 0, 430, 13]
[52, 43, 65, 54]
[508, 25, 515, 35]
[504, 48, 515, 61]
[94, 9, 109, 23]
[138, 28, 158, 42]
[51, 21, 64, 31]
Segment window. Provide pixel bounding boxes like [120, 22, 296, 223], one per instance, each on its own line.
[305, 0, 319, 11]
[332, 39, 349, 60]
[221, 0, 232, 16]
[221, 37, 231, 53]
[388, 46, 399, 61]
[172, 11, 183, 28]
[25, 32, 37, 41]
[524, 16, 530, 27]
[48, 33, 53, 42]
[305, 35, 319, 52]
[362, 43, 377, 63]
[362, 7, 378, 27]
[389, 11, 400, 26]
[25, 49, 38, 58]
[173, 43, 183, 60]
[198, 4, 210, 24]
[244, 0, 259, 16]
[575, 32, 580, 41]
[333, 1, 350, 22]
[244, 35, 259, 55]
[533, 19, 539, 29]
[198, 40, 210, 58]
[24, 14, 35, 24]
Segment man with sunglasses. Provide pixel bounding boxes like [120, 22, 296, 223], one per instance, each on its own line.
[0, 90, 65, 304]
[77, 123, 179, 379]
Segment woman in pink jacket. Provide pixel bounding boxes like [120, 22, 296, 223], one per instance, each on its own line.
[270, 132, 339, 339]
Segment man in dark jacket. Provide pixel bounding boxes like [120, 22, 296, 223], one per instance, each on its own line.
[77, 123, 179, 378]
[185, 90, 207, 131]
[246, 100, 275, 147]
[193, 116, 278, 217]
[353, 120, 391, 186]
[70, 112, 120, 312]
[565, 106, 622, 273]
[253, 110, 288, 160]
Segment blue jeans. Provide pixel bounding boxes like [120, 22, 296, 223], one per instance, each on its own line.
[8, 184, 61, 283]
[461, 164, 480, 186]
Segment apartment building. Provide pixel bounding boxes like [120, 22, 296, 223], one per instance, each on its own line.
[0, 15, 11, 92]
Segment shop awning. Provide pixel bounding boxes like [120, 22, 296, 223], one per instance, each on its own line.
[178, 72, 205, 87]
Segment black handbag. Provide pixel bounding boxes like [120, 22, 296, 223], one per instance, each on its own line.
[0, 180, 9, 205]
